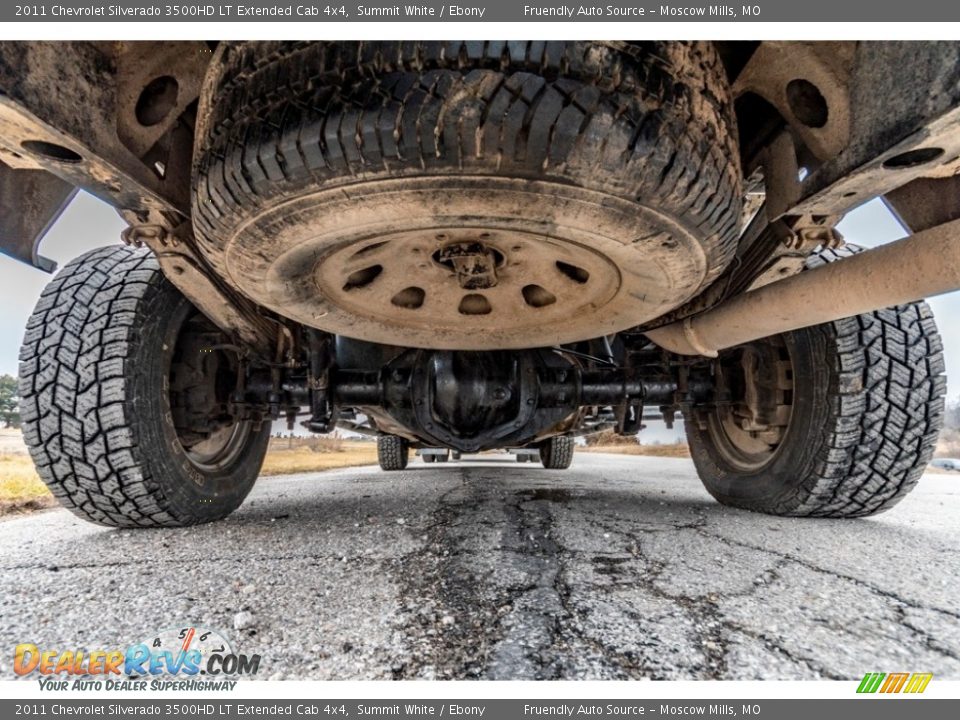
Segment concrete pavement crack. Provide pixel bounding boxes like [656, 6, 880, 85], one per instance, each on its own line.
[391, 469, 511, 679]
[390, 473, 583, 680]
[694, 527, 960, 621]
[717, 623, 847, 680]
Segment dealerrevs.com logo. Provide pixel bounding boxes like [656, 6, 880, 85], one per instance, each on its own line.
[14, 625, 260, 691]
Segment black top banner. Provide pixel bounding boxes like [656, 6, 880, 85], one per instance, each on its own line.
[3, 1, 957, 22]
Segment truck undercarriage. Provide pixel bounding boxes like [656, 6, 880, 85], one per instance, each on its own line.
[2, 41, 959, 526]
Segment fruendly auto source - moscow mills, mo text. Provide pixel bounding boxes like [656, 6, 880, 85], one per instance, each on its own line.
[523, 5, 746, 17]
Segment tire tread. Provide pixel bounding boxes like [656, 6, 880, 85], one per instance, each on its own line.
[377, 435, 409, 471]
[19, 246, 266, 528]
[540, 436, 575, 470]
[689, 244, 945, 518]
[193, 41, 741, 291]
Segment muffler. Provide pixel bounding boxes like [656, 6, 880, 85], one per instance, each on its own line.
[647, 217, 960, 356]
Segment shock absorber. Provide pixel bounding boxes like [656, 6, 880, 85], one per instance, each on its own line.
[305, 329, 336, 432]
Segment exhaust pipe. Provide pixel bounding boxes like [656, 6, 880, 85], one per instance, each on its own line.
[647, 218, 960, 357]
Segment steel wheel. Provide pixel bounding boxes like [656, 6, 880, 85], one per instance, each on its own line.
[703, 337, 795, 473]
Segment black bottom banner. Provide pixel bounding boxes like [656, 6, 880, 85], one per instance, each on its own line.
[2, 699, 958, 720]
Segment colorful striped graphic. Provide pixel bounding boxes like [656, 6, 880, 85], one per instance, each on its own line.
[903, 673, 934, 693]
[857, 672, 933, 694]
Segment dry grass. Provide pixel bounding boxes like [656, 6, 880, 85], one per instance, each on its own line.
[0, 454, 49, 500]
[259, 441, 379, 476]
[579, 442, 691, 458]
[0, 454, 56, 515]
[583, 428, 638, 447]
[0, 440, 380, 516]
[267, 434, 347, 453]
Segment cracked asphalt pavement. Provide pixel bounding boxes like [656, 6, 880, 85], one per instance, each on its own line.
[2, 453, 959, 681]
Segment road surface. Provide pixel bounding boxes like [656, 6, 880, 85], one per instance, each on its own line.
[1, 453, 958, 680]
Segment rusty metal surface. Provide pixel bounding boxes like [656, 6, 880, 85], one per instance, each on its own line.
[114, 42, 210, 162]
[0, 82, 272, 351]
[1, 41, 960, 353]
[653, 42, 960, 329]
[646, 217, 960, 356]
[0, 163, 75, 272]
[645, 211, 841, 328]
[0, 41, 274, 352]
[733, 41, 854, 162]
[0, 92, 176, 223]
[789, 103, 960, 217]
[884, 174, 960, 233]
[124, 224, 278, 358]
[786, 42, 960, 217]
[0, 42, 191, 221]
[0, 42, 208, 260]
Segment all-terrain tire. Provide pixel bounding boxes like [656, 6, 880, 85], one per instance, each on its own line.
[540, 436, 575, 469]
[378, 435, 409, 470]
[18, 246, 271, 528]
[191, 41, 741, 349]
[686, 245, 946, 518]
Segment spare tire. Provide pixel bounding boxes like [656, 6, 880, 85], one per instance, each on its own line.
[194, 41, 741, 350]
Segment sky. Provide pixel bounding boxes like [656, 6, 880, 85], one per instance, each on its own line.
[0, 192, 958, 444]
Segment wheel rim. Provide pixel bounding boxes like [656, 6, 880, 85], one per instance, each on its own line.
[181, 422, 252, 473]
[223, 177, 709, 349]
[316, 227, 622, 336]
[168, 311, 253, 474]
[705, 337, 796, 473]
